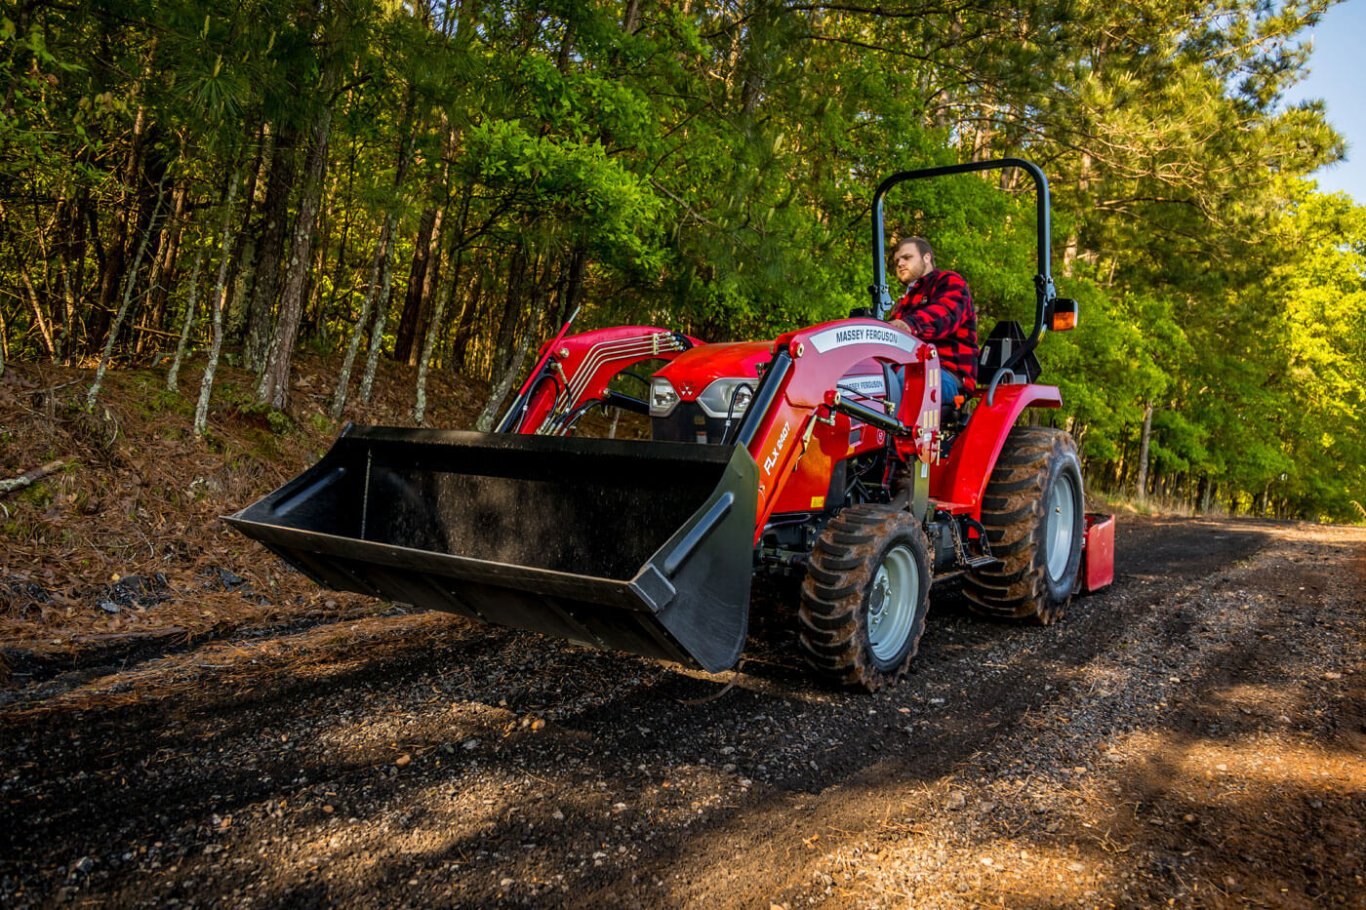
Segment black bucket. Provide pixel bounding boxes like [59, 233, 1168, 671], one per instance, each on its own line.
[225, 426, 758, 672]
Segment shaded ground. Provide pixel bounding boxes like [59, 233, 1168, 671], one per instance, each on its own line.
[3, 514, 1363, 908]
[0, 358, 482, 670]
[2, 363, 1362, 907]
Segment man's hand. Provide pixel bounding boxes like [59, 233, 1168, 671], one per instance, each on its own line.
[889, 318, 913, 334]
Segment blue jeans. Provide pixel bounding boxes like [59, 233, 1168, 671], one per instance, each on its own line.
[941, 370, 961, 407]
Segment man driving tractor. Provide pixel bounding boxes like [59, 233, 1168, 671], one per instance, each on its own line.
[887, 236, 978, 404]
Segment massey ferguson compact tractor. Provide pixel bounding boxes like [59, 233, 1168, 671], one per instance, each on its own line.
[229, 159, 1115, 691]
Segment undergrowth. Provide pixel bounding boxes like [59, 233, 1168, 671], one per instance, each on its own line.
[0, 351, 487, 653]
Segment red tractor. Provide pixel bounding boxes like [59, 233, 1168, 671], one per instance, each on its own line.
[229, 158, 1115, 691]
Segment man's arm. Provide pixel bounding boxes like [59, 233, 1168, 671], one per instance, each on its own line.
[895, 272, 972, 341]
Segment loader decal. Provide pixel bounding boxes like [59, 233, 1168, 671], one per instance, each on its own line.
[836, 374, 886, 396]
[809, 325, 918, 355]
[763, 420, 792, 475]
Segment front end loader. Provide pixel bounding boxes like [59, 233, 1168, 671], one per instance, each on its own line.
[228, 158, 1115, 691]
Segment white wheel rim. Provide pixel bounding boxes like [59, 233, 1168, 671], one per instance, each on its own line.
[1045, 472, 1080, 583]
[867, 544, 918, 663]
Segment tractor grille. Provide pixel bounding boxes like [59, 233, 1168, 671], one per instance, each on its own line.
[651, 403, 731, 445]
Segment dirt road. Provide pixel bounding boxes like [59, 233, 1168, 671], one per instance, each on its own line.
[3, 515, 1364, 908]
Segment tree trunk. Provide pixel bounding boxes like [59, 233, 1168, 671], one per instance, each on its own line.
[194, 170, 243, 436]
[302, 201, 331, 340]
[410, 208, 447, 365]
[323, 138, 357, 326]
[89, 106, 147, 350]
[16, 266, 58, 360]
[86, 177, 168, 410]
[222, 123, 267, 338]
[357, 269, 397, 406]
[167, 243, 205, 392]
[58, 192, 91, 362]
[257, 96, 335, 410]
[33, 199, 66, 363]
[448, 266, 485, 375]
[473, 247, 530, 428]
[414, 180, 471, 423]
[488, 245, 528, 381]
[331, 213, 395, 418]
[1062, 152, 1091, 275]
[137, 180, 191, 354]
[414, 252, 462, 425]
[561, 243, 586, 323]
[242, 123, 297, 372]
[474, 339, 530, 433]
[331, 83, 419, 415]
[1135, 402, 1153, 503]
[393, 207, 441, 364]
[409, 240, 464, 426]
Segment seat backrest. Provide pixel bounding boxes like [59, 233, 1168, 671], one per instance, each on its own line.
[978, 320, 1040, 389]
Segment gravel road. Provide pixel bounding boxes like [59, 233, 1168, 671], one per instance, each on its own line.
[3, 514, 1363, 908]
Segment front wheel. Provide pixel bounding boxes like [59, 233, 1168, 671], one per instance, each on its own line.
[798, 506, 931, 692]
[965, 426, 1084, 624]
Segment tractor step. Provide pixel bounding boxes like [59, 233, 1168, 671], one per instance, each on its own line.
[963, 554, 1000, 569]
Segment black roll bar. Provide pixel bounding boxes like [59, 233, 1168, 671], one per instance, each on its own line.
[870, 157, 1058, 381]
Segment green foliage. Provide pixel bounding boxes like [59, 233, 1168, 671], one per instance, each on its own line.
[307, 411, 334, 435]
[265, 408, 293, 436]
[0, 0, 1360, 521]
[18, 481, 53, 509]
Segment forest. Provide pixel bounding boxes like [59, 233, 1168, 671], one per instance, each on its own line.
[1, 0, 1363, 522]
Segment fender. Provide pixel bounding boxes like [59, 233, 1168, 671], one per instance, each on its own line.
[930, 383, 1062, 517]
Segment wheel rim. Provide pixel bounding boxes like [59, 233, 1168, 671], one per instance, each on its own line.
[867, 544, 918, 663]
[1045, 472, 1080, 583]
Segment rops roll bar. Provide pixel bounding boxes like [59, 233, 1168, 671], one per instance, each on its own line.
[870, 157, 1060, 384]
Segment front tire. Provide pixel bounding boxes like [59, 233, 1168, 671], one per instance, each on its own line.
[799, 506, 931, 692]
[965, 426, 1084, 624]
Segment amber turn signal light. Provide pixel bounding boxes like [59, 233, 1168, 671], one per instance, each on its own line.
[1050, 298, 1078, 332]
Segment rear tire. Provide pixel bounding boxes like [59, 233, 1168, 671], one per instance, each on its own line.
[965, 426, 1084, 624]
[799, 506, 931, 692]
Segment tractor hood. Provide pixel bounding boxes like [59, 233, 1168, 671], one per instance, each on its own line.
[651, 341, 771, 402]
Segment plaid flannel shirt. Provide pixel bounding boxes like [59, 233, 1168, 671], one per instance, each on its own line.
[890, 268, 978, 394]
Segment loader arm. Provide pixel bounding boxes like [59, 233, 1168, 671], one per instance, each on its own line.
[735, 318, 942, 543]
[500, 326, 701, 435]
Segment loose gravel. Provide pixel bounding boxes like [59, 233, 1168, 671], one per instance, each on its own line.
[3, 516, 1363, 909]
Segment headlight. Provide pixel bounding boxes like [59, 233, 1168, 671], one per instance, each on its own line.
[696, 378, 755, 418]
[649, 378, 680, 416]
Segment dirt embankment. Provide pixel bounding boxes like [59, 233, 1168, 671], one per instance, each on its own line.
[0, 359, 485, 669]
[2, 364, 1364, 908]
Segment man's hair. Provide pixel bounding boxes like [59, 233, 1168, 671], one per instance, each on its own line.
[895, 236, 933, 259]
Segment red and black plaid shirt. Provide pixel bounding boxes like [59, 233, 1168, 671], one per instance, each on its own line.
[890, 269, 978, 393]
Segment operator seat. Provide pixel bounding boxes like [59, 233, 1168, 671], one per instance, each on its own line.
[976, 320, 1039, 391]
[939, 320, 1039, 456]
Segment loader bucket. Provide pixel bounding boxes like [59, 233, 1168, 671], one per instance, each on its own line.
[225, 426, 758, 673]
